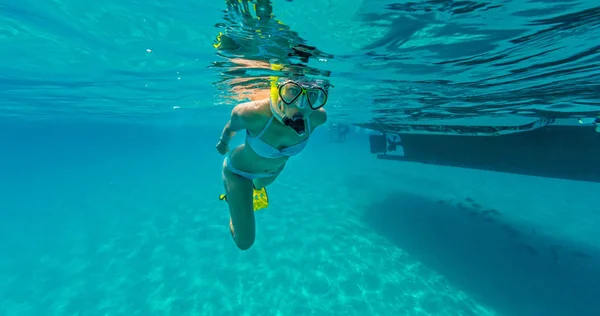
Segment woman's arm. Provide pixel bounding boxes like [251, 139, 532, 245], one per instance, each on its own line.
[219, 108, 243, 145]
[219, 101, 262, 145]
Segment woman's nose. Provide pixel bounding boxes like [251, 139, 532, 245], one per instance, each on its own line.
[296, 94, 307, 107]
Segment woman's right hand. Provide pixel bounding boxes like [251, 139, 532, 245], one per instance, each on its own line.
[216, 140, 229, 155]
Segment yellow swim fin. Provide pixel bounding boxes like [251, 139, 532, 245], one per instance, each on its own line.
[252, 187, 269, 211]
[220, 187, 269, 212]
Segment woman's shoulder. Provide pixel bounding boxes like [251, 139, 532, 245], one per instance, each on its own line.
[234, 99, 272, 129]
[311, 108, 328, 127]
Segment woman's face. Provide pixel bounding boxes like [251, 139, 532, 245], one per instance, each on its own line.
[279, 94, 312, 119]
[277, 81, 327, 118]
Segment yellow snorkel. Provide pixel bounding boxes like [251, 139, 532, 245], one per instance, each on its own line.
[269, 62, 283, 103]
[269, 62, 291, 125]
[269, 62, 294, 121]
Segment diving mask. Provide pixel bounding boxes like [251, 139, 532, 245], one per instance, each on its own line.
[278, 80, 328, 110]
[271, 80, 330, 135]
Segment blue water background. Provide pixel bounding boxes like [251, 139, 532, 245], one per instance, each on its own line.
[2, 0, 600, 315]
[2, 118, 600, 315]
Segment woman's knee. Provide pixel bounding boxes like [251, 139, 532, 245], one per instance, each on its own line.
[232, 222, 255, 250]
[230, 216, 255, 250]
[230, 215, 256, 250]
[234, 236, 255, 250]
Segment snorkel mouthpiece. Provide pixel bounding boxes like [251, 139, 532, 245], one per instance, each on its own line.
[283, 113, 306, 135]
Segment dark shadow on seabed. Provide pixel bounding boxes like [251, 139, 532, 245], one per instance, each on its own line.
[362, 191, 600, 316]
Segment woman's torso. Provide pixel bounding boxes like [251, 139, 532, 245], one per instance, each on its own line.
[228, 99, 315, 175]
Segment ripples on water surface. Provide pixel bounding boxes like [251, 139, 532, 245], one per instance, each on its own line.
[0, 0, 599, 128]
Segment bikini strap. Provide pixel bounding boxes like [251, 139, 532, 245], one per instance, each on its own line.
[253, 115, 275, 138]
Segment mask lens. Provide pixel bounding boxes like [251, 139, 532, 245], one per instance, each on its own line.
[306, 88, 327, 109]
[279, 82, 302, 104]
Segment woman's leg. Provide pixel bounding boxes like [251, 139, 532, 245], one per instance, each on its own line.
[222, 159, 255, 250]
[252, 169, 282, 190]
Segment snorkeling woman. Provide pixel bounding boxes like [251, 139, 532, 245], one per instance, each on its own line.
[216, 78, 330, 250]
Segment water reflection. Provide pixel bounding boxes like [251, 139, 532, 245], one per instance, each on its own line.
[211, 0, 334, 104]
[211, 0, 600, 129]
[350, 0, 600, 125]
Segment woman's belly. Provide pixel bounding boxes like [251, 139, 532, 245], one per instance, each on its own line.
[229, 144, 288, 174]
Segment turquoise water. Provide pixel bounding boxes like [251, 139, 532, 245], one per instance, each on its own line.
[2, 1, 600, 315]
[3, 120, 600, 316]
